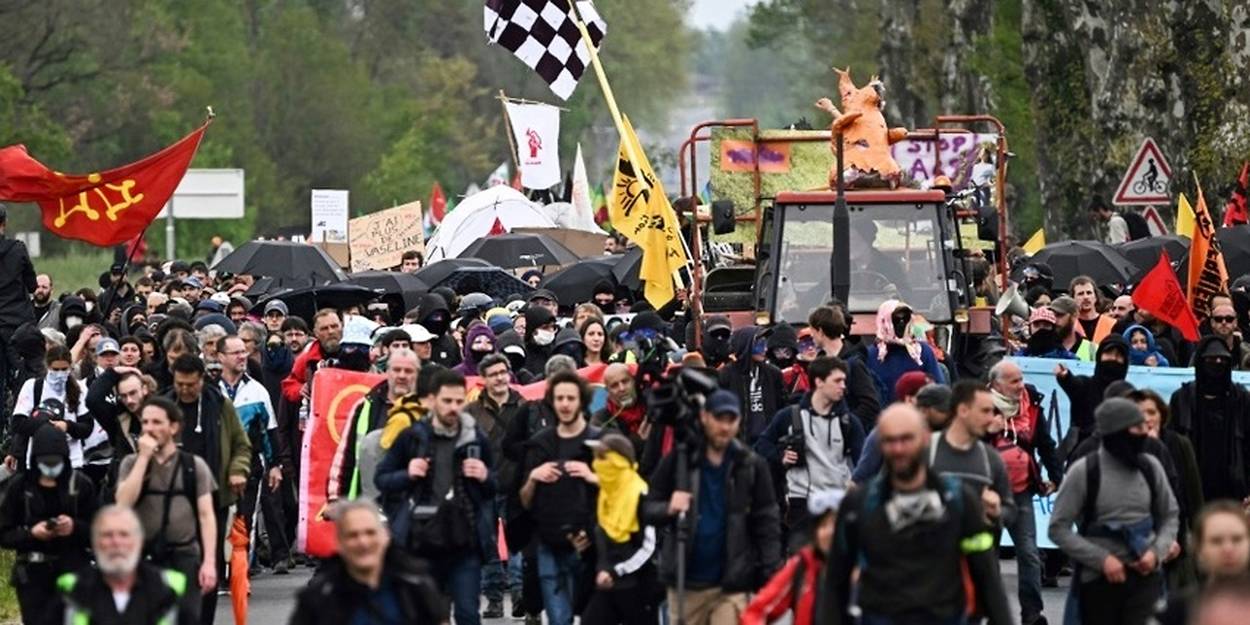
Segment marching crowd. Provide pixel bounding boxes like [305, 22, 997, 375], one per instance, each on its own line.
[0, 200, 1249, 625]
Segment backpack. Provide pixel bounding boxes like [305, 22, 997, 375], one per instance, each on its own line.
[138, 450, 203, 563]
[927, 432, 992, 488]
[1122, 210, 1151, 241]
[788, 405, 854, 462]
[1077, 451, 1161, 533]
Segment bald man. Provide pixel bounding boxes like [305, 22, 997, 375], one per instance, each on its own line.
[817, 403, 1012, 625]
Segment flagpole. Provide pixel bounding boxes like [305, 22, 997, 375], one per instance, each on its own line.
[498, 90, 522, 176]
[567, 3, 693, 293]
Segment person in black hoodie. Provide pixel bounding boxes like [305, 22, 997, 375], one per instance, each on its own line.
[552, 327, 587, 367]
[0, 205, 36, 417]
[0, 424, 98, 625]
[521, 305, 559, 382]
[411, 293, 461, 368]
[1168, 335, 1250, 503]
[718, 327, 788, 444]
[1055, 333, 1130, 457]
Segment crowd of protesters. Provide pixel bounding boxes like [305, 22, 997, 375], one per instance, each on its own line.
[0, 197, 1249, 625]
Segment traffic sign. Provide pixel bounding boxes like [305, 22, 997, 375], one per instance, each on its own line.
[1113, 138, 1172, 205]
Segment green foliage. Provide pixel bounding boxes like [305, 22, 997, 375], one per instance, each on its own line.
[38, 250, 116, 294]
[0, 549, 13, 621]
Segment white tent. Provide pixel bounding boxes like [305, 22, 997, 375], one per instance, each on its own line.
[539, 201, 605, 234]
[424, 186, 557, 261]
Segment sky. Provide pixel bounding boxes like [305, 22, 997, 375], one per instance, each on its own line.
[687, 0, 758, 31]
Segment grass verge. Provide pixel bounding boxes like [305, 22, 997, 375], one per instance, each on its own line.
[0, 549, 17, 622]
[34, 251, 115, 295]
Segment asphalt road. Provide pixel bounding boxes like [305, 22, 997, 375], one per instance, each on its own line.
[217, 559, 1071, 625]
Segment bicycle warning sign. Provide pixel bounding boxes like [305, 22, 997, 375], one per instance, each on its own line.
[1113, 137, 1172, 205]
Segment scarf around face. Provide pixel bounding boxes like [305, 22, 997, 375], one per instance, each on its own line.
[875, 300, 924, 366]
[594, 451, 648, 543]
[991, 388, 1020, 419]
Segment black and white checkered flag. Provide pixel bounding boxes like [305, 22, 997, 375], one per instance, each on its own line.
[484, 0, 607, 100]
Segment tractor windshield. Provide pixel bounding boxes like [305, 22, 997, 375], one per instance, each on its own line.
[772, 201, 953, 323]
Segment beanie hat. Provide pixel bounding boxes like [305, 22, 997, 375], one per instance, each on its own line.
[1095, 397, 1144, 435]
[894, 371, 931, 401]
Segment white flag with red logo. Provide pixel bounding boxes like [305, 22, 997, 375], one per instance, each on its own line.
[504, 101, 562, 189]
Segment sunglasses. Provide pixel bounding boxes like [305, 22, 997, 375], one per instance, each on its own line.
[1212, 316, 1237, 323]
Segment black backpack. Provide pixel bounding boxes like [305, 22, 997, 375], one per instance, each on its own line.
[1122, 210, 1151, 241]
[1078, 451, 1160, 532]
[138, 450, 203, 563]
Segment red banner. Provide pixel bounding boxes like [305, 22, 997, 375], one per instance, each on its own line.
[1133, 251, 1200, 342]
[298, 368, 384, 557]
[0, 120, 209, 246]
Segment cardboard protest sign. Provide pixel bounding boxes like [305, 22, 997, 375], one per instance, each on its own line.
[348, 202, 425, 272]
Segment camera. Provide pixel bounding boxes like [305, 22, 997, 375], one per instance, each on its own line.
[779, 431, 806, 467]
[644, 366, 716, 430]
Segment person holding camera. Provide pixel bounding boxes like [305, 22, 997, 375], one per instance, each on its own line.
[374, 369, 495, 625]
[114, 396, 217, 625]
[642, 389, 782, 625]
[517, 370, 603, 625]
[0, 424, 98, 625]
[756, 357, 864, 551]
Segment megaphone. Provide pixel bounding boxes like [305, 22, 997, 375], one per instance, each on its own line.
[995, 283, 1030, 320]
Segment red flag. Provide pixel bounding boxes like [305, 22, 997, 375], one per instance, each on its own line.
[488, 217, 507, 236]
[0, 120, 209, 246]
[1133, 250, 1200, 342]
[429, 181, 447, 223]
[1222, 161, 1249, 227]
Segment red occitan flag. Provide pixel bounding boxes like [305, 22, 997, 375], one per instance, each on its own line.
[1134, 250, 1200, 342]
[0, 120, 209, 247]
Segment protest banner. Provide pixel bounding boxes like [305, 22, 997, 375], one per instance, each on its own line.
[298, 368, 384, 557]
[348, 202, 425, 272]
[1008, 357, 1250, 549]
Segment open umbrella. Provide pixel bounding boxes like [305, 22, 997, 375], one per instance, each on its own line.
[540, 256, 619, 304]
[1115, 235, 1190, 279]
[431, 267, 534, 300]
[412, 257, 492, 288]
[1015, 240, 1137, 286]
[611, 247, 643, 289]
[513, 226, 609, 258]
[345, 271, 430, 315]
[213, 240, 348, 284]
[1216, 225, 1250, 277]
[252, 283, 382, 322]
[458, 233, 580, 268]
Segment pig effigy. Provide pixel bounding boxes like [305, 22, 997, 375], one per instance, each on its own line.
[815, 68, 908, 189]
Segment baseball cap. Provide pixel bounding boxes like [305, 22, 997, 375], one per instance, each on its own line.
[1048, 296, 1078, 316]
[264, 300, 289, 317]
[914, 384, 952, 411]
[403, 324, 436, 344]
[182, 276, 204, 290]
[1028, 307, 1057, 326]
[705, 389, 741, 419]
[95, 337, 120, 356]
[195, 299, 223, 314]
[704, 315, 732, 334]
[585, 433, 636, 464]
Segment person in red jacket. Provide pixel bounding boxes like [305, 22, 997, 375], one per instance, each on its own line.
[280, 309, 343, 409]
[742, 489, 844, 625]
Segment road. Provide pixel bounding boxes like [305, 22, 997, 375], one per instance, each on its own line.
[218, 559, 1071, 625]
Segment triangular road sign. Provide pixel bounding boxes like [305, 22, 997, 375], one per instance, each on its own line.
[1114, 137, 1172, 205]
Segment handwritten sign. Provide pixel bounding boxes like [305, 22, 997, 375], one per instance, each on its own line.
[890, 133, 996, 186]
[348, 202, 425, 272]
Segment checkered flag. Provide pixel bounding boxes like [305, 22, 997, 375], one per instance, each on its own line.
[484, 0, 607, 100]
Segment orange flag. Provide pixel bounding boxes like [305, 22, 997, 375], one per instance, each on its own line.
[228, 515, 250, 625]
[0, 120, 209, 246]
[1133, 251, 1200, 342]
[1185, 175, 1228, 320]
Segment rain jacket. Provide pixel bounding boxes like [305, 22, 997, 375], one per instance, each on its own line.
[1124, 324, 1170, 367]
[452, 323, 498, 377]
[864, 300, 944, 403]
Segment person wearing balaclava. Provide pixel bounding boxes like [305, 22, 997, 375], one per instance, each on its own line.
[717, 326, 788, 444]
[0, 424, 98, 625]
[412, 292, 461, 368]
[766, 322, 805, 398]
[694, 315, 733, 369]
[1056, 333, 1130, 450]
[551, 327, 586, 367]
[520, 305, 558, 382]
[495, 328, 527, 376]
[865, 300, 945, 404]
[57, 296, 88, 336]
[1168, 336, 1250, 502]
[1049, 398, 1178, 625]
[452, 322, 498, 377]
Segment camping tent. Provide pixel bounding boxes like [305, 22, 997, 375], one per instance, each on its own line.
[424, 186, 556, 261]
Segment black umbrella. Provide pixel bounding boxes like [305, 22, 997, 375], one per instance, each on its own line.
[412, 258, 492, 288]
[345, 271, 430, 315]
[251, 283, 382, 322]
[611, 246, 643, 289]
[243, 276, 328, 298]
[431, 267, 533, 301]
[540, 256, 619, 304]
[1216, 225, 1250, 278]
[457, 233, 581, 268]
[213, 240, 347, 283]
[1115, 235, 1190, 278]
[1017, 240, 1137, 286]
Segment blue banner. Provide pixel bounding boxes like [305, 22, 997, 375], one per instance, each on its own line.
[1004, 357, 1247, 549]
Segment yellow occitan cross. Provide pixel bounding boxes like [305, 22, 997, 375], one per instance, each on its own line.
[52, 176, 144, 228]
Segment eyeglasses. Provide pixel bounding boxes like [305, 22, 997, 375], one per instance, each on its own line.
[1212, 316, 1237, 323]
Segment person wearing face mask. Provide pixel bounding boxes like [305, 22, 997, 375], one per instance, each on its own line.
[452, 322, 498, 378]
[865, 300, 945, 404]
[57, 296, 89, 336]
[1018, 307, 1076, 359]
[0, 424, 98, 625]
[765, 323, 804, 399]
[697, 315, 734, 369]
[411, 293, 461, 368]
[1168, 336, 1250, 504]
[1055, 333, 1130, 452]
[718, 327, 789, 444]
[1049, 398, 1179, 625]
[521, 305, 559, 382]
[6, 346, 95, 473]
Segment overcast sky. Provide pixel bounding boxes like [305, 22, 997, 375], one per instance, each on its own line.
[688, 0, 758, 31]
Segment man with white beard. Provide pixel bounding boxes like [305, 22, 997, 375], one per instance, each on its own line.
[57, 505, 196, 624]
